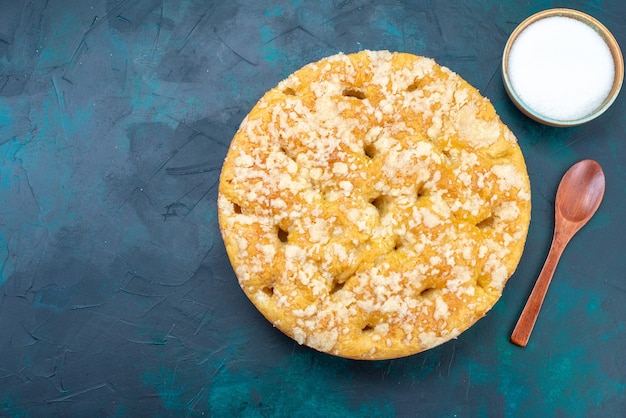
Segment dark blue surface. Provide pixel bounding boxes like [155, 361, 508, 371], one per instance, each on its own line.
[1, 0, 625, 416]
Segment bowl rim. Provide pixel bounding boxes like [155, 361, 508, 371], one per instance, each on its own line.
[502, 8, 624, 127]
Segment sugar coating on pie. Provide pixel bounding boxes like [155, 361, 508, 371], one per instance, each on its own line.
[218, 50, 531, 360]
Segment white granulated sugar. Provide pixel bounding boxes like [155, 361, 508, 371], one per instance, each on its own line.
[507, 16, 615, 121]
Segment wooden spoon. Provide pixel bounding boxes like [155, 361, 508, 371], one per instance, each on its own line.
[511, 159, 605, 347]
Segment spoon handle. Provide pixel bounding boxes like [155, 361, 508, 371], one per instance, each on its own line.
[510, 233, 568, 347]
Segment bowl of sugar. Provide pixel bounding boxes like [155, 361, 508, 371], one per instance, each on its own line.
[502, 8, 624, 127]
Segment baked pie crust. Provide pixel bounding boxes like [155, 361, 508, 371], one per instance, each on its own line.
[218, 50, 530, 359]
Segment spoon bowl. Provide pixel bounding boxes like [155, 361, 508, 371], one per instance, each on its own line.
[511, 159, 605, 347]
[557, 161, 606, 223]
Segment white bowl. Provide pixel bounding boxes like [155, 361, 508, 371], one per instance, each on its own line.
[502, 8, 623, 127]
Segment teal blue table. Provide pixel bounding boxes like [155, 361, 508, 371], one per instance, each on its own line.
[1, 1, 624, 416]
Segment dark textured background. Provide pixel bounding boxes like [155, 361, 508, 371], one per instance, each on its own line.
[1, 0, 625, 416]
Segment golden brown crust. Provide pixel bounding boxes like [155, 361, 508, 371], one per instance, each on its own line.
[218, 50, 530, 359]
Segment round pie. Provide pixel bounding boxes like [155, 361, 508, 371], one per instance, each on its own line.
[218, 50, 531, 360]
